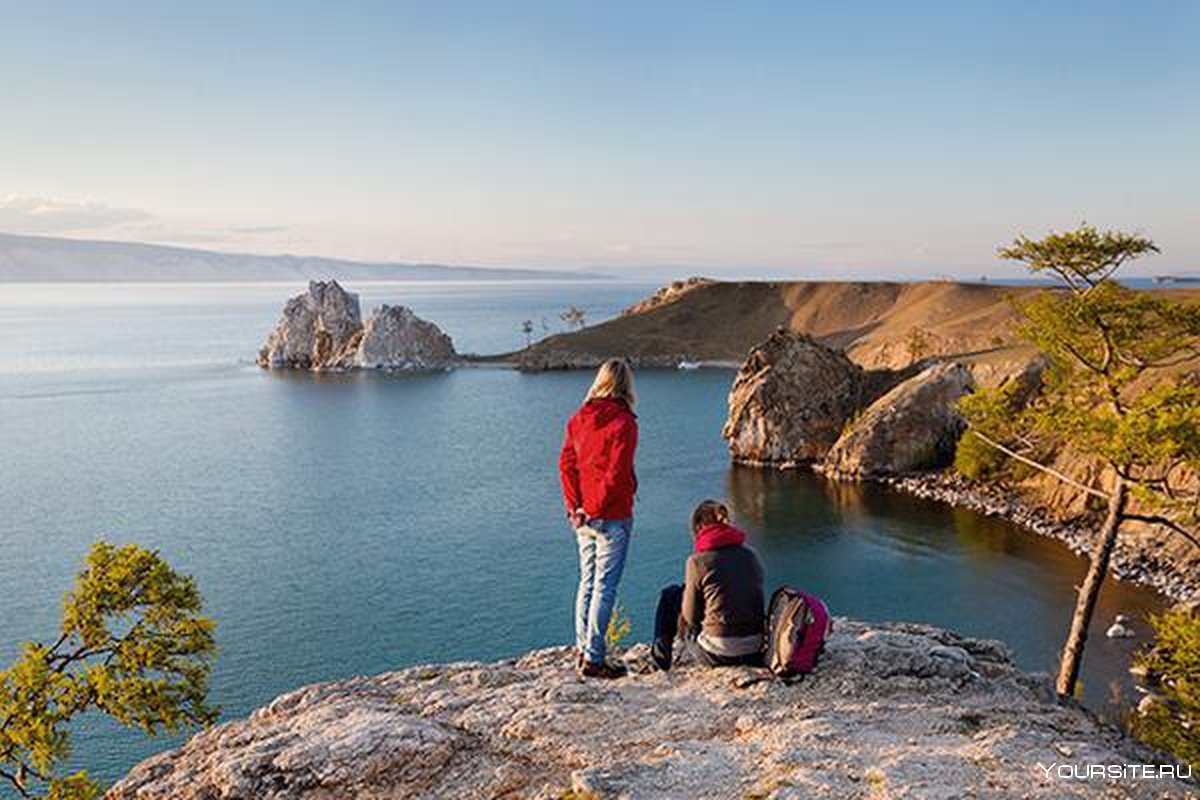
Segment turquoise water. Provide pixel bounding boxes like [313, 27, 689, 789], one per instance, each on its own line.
[0, 281, 1167, 788]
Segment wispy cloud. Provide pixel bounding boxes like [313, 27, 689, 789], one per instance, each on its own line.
[0, 194, 153, 234]
[228, 224, 289, 235]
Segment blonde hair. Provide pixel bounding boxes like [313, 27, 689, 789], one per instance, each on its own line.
[585, 358, 637, 408]
[691, 499, 731, 533]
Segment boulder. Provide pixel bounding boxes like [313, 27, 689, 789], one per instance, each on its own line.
[257, 280, 363, 370]
[823, 362, 975, 477]
[722, 330, 867, 465]
[107, 619, 1191, 799]
[345, 304, 456, 370]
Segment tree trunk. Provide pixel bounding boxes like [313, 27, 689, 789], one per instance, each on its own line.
[1055, 476, 1129, 698]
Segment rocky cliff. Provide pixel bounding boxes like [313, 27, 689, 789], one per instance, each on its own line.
[722, 330, 872, 465]
[823, 362, 975, 478]
[106, 619, 1195, 799]
[715, 316, 1197, 600]
[257, 281, 456, 371]
[721, 329, 945, 474]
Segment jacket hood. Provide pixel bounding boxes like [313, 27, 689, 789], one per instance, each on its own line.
[579, 397, 634, 425]
[694, 522, 747, 553]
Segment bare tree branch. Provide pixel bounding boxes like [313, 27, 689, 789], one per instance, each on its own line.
[0, 764, 34, 799]
[969, 429, 1111, 501]
[1124, 514, 1200, 548]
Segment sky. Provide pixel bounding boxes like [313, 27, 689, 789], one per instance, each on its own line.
[1, 0, 1197, 279]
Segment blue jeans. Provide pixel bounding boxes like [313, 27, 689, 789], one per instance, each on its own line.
[574, 517, 632, 664]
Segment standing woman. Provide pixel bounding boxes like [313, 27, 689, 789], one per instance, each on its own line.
[559, 359, 638, 679]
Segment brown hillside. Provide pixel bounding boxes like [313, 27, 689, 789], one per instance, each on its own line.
[516, 280, 1047, 376]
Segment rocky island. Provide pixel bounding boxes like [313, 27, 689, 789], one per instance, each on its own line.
[257, 280, 456, 371]
[107, 619, 1196, 799]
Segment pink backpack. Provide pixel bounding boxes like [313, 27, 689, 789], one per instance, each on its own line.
[766, 587, 832, 679]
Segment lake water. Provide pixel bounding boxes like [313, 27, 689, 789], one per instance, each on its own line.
[0, 281, 1167, 787]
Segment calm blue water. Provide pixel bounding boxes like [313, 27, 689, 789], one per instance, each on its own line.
[0, 281, 1167, 789]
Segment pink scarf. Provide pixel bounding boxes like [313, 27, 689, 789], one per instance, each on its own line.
[694, 522, 746, 553]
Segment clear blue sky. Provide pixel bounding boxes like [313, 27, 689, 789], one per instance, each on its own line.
[1, 0, 1196, 277]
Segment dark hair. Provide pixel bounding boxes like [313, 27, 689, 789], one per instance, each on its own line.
[691, 499, 730, 534]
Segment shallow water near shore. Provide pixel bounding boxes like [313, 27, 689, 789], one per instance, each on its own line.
[0, 281, 1169, 786]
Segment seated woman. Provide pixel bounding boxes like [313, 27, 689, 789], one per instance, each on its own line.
[652, 500, 765, 671]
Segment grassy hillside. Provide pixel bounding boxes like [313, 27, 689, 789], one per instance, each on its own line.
[517, 279, 1200, 378]
[515, 280, 1034, 375]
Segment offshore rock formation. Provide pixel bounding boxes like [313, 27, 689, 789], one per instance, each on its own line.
[348, 304, 456, 370]
[257, 280, 363, 369]
[257, 281, 456, 371]
[106, 619, 1195, 799]
[722, 330, 869, 465]
[823, 362, 975, 477]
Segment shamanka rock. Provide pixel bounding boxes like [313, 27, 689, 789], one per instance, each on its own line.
[823, 362, 975, 477]
[106, 619, 1195, 799]
[257, 280, 363, 370]
[257, 281, 456, 371]
[722, 330, 868, 465]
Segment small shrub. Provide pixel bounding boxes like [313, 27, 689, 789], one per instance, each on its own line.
[606, 602, 632, 652]
[953, 431, 1004, 480]
[1130, 607, 1200, 770]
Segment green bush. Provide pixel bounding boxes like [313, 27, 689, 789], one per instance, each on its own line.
[1131, 607, 1200, 771]
[953, 431, 1005, 480]
[0, 542, 217, 799]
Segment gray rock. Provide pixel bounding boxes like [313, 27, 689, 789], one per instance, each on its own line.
[257, 280, 363, 370]
[1106, 614, 1136, 638]
[348, 304, 456, 370]
[257, 283, 456, 372]
[106, 618, 1194, 800]
[823, 362, 975, 477]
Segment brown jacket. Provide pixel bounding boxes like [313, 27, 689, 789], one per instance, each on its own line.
[682, 541, 765, 642]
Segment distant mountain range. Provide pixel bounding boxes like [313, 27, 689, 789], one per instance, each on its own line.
[0, 232, 598, 282]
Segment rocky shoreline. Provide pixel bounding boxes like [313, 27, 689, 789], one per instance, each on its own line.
[882, 472, 1198, 604]
[107, 619, 1198, 799]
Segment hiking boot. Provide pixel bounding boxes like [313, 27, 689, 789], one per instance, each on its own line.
[580, 659, 628, 680]
[651, 641, 672, 672]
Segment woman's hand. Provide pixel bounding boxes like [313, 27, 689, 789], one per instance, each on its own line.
[567, 508, 587, 529]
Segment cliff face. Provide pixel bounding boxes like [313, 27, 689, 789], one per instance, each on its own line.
[722, 330, 870, 465]
[106, 620, 1195, 800]
[823, 362, 975, 478]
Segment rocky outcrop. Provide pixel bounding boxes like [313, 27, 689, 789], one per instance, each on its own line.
[620, 276, 714, 316]
[722, 330, 869, 465]
[257, 281, 456, 371]
[345, 304, 456, 370]
[106, 619, 1195, 799]
[823, 363, 975, 477]
[257, 280, 363, 369]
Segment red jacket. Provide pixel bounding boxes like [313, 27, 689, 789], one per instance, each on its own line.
[559, 397, 638, 520]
